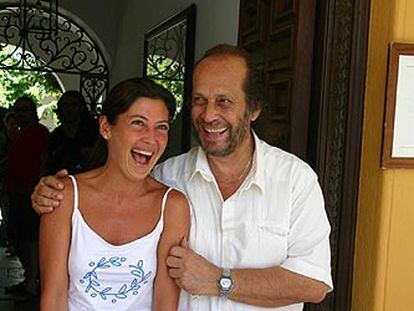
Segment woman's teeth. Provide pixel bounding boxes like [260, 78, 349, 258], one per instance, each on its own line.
[131, 149, 153, 165]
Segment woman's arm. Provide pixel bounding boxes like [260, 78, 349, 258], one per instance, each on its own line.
[39, 177, 74, 311]
[153, 189, 190, 311]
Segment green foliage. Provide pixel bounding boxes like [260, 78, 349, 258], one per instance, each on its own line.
[0, 46, 62, 129]
[147, 56, 185, 118]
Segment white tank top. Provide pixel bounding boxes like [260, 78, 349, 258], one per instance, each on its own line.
[67, 175, 172, 310]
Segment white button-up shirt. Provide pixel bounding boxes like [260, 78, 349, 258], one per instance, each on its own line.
[152, 134, 333, 310]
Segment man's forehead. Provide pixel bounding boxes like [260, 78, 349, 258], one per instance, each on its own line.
[193, 56, 247, 86]
[195, 55, 247, 71]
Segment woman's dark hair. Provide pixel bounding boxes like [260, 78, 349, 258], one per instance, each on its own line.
[103, 77, 176, 125]
[88, 77, 176, 169]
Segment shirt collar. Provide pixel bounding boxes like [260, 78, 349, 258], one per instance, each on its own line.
[243, 131, 265, 193]
[187, 146, 215, 183]
[186, 131, 266, 192]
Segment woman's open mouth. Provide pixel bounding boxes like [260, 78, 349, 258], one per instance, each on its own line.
[131, 148, 154, 166]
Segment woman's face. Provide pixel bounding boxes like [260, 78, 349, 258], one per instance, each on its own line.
[100, 97, 170, 180]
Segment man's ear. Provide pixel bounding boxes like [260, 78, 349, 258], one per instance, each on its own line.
[250, 107, 261, 122]
[99, 115, 111, 139]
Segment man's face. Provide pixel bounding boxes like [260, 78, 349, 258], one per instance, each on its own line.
[59, 99, 83, 123]
[191, 55, 259, 157]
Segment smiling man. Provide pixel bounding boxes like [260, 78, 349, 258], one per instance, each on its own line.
[32, 44, 332, 310]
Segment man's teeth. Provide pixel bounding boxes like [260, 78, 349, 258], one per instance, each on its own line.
[205, 127, 227, 133]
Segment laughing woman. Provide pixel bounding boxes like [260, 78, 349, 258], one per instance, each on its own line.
[39, 78, 190, 310]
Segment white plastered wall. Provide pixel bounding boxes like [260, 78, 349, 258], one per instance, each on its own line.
[111, 0, 240, 84]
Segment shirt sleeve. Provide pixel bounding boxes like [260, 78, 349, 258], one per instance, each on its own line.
[280, 168, 333, 291]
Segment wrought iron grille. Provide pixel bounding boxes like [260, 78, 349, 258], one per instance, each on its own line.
[145, 20, 186, 116]
[0, 4, 108, 111]
[143, 4, 196, 156]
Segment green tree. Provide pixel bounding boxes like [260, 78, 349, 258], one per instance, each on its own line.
[147, 55, 185, 120]
[0, 46, 62, 129]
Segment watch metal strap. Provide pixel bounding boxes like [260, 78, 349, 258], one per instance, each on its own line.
[223, 268, 231, 277]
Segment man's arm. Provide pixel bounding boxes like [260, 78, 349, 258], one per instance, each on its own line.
[31, 169, 68, 214]
[167, 245, 329, 308]
[167, 166, 332, 307]
[229, 266, 328, 307]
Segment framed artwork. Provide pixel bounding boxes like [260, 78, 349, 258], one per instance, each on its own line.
[382, 43, 414, 168]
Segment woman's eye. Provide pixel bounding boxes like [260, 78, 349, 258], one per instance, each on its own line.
[131, 120, 144, 126]
[157, 124, 169, 131]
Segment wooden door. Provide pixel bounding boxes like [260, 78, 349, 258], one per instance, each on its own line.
[239, 0, 316, 160]
[239, 0, 371, 310]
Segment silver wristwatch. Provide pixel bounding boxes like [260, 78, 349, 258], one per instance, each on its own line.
[218, 268, 234, 298]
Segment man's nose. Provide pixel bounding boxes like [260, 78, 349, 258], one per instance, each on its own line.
[200, 101, 218, 122]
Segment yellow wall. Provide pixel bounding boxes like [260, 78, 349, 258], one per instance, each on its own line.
[353, 0, 414, 310]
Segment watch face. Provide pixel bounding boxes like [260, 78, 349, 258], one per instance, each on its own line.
[220, 277, 232, 289]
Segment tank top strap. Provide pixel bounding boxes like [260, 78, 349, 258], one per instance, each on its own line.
[160, 187, 173, 221]
[68, 175, 79, 211]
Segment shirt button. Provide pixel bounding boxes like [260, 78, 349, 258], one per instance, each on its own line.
[192, 295, 198, 300]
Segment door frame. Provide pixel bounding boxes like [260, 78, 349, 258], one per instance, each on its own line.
[307, 0, 371, 310]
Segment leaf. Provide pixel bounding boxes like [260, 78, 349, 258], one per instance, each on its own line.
[131, 270, 143, 278]
[118, 284, 127, 294]
[144, 271, 152, 280]
[109, 256, 119, 262]
[137, 260, 143, 268]
[97, 257, 107, 267]
[91, 280, 100, 286]
[115, 293, 127, 299]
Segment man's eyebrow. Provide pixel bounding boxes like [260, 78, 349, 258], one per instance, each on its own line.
[192, 92, 205, 97]
[192, 92, 232, 97]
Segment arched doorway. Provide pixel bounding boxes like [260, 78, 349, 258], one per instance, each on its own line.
[0, 3, 109, 112]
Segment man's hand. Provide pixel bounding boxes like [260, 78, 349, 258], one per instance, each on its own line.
[166, 238, 221, 296]
[31, 169, 69, 214]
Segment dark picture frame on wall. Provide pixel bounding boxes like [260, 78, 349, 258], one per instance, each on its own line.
[382, 42, 414, 168]
[143, 4, 196, 160]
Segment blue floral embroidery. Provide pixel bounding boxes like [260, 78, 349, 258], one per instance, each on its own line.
[79, 256, 152, 303]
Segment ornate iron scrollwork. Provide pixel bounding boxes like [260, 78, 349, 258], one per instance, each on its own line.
[145, 20, 186, 115]
[146, 21, 186, 82]
[143, 4, 196, 158]
[0, 4, 108, 111]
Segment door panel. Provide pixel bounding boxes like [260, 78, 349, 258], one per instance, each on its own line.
[239, 0, 315, 159]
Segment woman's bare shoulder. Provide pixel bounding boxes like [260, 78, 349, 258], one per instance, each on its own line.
[164, 189, 190, 219]
[43, 176, 75, 220]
